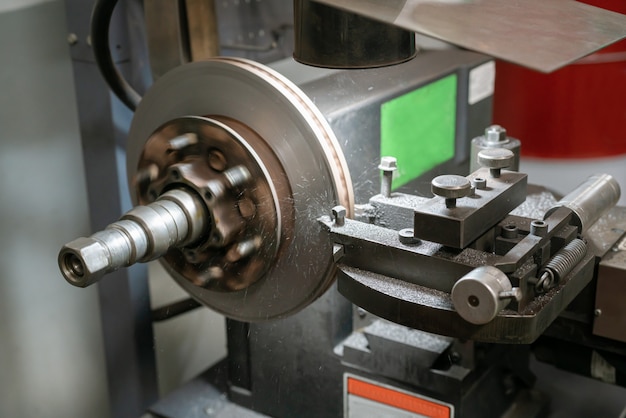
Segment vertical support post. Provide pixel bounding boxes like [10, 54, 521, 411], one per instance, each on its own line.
[64, 1, 158, 416]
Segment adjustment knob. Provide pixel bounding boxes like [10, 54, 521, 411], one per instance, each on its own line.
[477, 148, 514, 178]
[431, 175, 471, 208]
[451, 266, 516, 325]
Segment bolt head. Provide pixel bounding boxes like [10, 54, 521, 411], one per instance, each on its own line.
[332, 205, 347, 220]
[472, 177, 487, 190]
[378, 156, 398, 171]
[398, 228, 420, 245]
[484, 125, 507, 144]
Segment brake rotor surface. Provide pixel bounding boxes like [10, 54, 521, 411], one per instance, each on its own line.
[127, 58, 354, 320]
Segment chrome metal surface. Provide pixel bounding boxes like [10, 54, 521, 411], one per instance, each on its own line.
[451, 266, 513, 325]
[477, 147, 514, 178]
[59, 189, 207, 287]
[127, 58, 354, 320]
[313, 0, 626, 73]
[545, 173, 621, 233]
[470, 125, 520, 173]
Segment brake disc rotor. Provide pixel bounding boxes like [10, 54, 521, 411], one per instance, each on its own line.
[127, 57, 354, 321]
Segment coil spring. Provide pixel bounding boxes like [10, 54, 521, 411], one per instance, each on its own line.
[541, 238, 587, 283]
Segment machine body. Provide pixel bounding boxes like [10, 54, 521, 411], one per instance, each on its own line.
[59, 1, 626, 417]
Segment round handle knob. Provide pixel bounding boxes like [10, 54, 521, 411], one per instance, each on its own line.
[431, 175, 471, 208]
[477, 148, 514, 178]
[451, 266, 514, 325]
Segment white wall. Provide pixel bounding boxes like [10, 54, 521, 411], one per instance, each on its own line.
[0, 0, 56, 13]
[0, 2, 110, 417]
[522, 156, 626, 205]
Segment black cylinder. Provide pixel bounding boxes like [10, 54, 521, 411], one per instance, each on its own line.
[294, 0, 416, 69]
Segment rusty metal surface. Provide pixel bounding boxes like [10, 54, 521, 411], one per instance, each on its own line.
[312, 0, 626, 73]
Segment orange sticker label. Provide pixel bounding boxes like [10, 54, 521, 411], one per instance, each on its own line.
[347, 377, 451, 418]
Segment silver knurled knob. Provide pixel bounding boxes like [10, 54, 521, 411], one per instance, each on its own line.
[477, 148, 514, 178]
[431, 175, 472, 208]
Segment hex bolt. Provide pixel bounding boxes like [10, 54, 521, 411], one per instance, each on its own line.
[224, 165, 252, 189]
[477, 148, 514, 178]
[378, 156, 398, 198]
[431, 175, 472, 208]
[332, 205, 347, 226]
[398, 228, 420, 245]
[484, 125, 508, 145]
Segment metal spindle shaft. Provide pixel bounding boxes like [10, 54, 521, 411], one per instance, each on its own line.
[58, 189, 207, 287]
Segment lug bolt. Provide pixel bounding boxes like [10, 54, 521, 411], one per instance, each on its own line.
[225, 236, 261, 263]
[224, 165, 251, 189]
[167, 133, 198, 152]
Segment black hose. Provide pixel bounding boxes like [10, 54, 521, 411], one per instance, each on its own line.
[91, 0, 141, 111]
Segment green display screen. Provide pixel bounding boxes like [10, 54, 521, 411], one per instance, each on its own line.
[380, 74, 457, 189]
